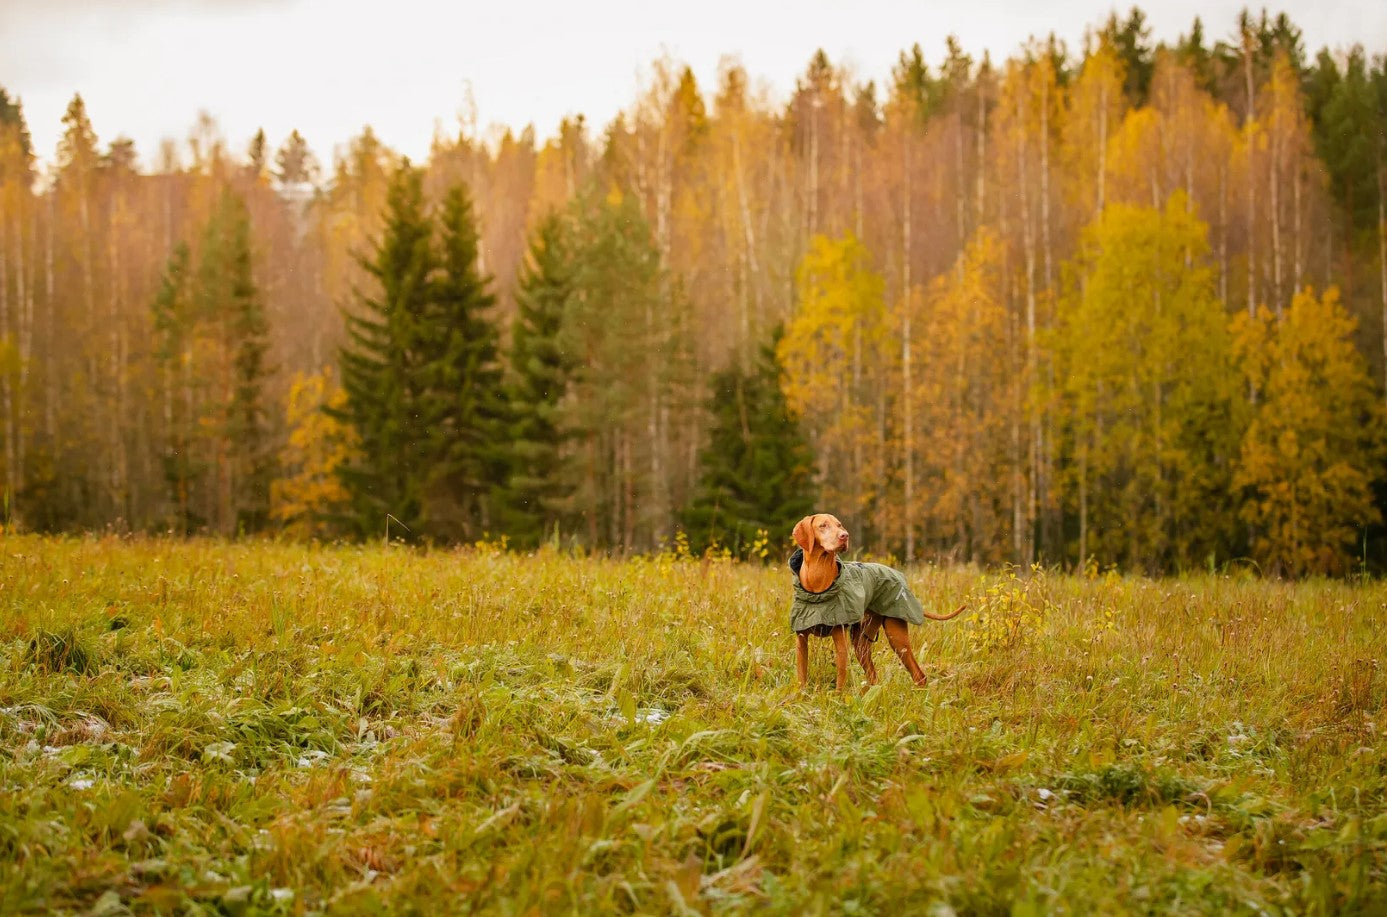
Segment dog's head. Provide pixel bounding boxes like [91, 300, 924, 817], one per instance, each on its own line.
[792, 513, 850, 559]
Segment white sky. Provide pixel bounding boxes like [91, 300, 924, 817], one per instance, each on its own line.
[3, 0, 1384, 173]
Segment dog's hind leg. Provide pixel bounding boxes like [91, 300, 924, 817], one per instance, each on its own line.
[851, 614, 881, 685]
[881, 618, 929, 686]
[831, 626, 850, 691]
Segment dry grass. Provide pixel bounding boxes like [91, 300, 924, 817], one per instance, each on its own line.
[1, 535, 1384, 914]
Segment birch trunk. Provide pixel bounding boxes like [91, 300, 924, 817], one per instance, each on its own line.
[1096, 81, 1108, 217]
[1292, 162, 1303, 292]
[902, 126, 915, 561]
[44, 196, 54, 441]
[1270, 108, 1283, 317]
[108, 204, 129, 525]
[976, 80, 987, 225]
[0, 216, 14, 514]
[1017, 84, 1038, 566]
[808, 96, 820, 238]
[1219, 164, 1229, 303]
[1245, 42, 1257, 322]
[731, 132, 761, 349]
[1380, 174, 1386, 400]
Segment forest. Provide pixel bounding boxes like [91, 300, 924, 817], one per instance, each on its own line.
[0, 8, 1384, 576]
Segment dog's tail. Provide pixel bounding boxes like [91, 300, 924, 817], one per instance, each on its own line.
[921, 603, 967, 622]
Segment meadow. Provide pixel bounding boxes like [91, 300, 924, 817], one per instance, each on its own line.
[1, 535, 1384, 914]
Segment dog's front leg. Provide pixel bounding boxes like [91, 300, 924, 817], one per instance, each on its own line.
[831, 626, 850, 691]
[795, 632, 810, 688]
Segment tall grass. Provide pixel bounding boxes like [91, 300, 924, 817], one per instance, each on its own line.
[0, 535, 1383, 913]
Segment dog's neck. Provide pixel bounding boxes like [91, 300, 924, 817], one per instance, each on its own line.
[800, 547, 841, 593]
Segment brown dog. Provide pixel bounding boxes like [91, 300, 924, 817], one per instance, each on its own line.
[789, 513, 963, 690]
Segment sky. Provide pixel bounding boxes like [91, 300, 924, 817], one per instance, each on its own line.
[2, 0, 1384, 174]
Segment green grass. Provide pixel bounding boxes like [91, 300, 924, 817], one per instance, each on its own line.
[1, 535, 1384, 914]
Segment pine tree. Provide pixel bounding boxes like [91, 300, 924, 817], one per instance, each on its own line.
[417, 183, 504, 541]
[496, 212, 578, 547]
[681, 328, 813, 557]
[332, 161, 436, 538]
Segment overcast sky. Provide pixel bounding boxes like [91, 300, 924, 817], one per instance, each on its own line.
[2, 0, 1383, 173]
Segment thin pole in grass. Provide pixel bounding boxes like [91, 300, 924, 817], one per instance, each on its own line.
[385, 514, 411, 546]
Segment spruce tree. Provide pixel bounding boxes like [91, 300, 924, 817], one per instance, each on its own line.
[680, 328, 814, 558]
[198, 189, 274, 533]
[496, 212, 577, 546]
[418, 184, 504, 541]
[332, 162, 436, 538]
[1314, 48, 1381, 234]
[0, 87, 34, 179]
[150, 243, 201, 533]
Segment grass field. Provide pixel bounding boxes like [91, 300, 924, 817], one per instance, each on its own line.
[1, 535, 1384, 914]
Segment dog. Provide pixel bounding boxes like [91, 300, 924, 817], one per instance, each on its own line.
[789, 513, 963, 690]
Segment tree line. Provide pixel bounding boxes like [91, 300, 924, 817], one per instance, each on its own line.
[0, 8, 1384, 575]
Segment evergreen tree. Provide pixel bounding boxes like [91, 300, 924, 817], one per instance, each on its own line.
[1314, 48, 1381, 235]
[332, 161, 436, 538]
[150, 243, 202, 533]
[681, 328, 814, 558]
[418, 183, 504, 540]
[1175, 17, 1218, 95]
[222, 191, 274, 532]
[496, 212, 578, 547]
[247, 128, 268, 182]
[1100, 8, 1155, 104]
[274, 129, 319, 189]
[198, 189, 274, 533]
[0, 87, 34, 181]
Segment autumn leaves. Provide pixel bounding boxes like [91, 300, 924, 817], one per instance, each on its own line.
[780, 199, 1380, 576]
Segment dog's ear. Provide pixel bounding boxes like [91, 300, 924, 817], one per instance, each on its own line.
[792, 515, 817, 553]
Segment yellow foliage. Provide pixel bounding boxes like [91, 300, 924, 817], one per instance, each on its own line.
[778, 233, 890, 520]
[269, 368, 359, 538]
[967, 564, 1056, 653]
[1107, 54, 1240, 215]
[1061, 41, 1128, 217]
[910, 228, 1018, 562]
[1232, 288, 1384, 575]
[1053, 197, 1240, 569]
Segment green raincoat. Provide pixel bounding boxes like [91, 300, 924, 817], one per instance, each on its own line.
[788, 548, 926, 635]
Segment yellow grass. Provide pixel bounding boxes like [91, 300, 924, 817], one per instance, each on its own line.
[1, 535, 1383, 913]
